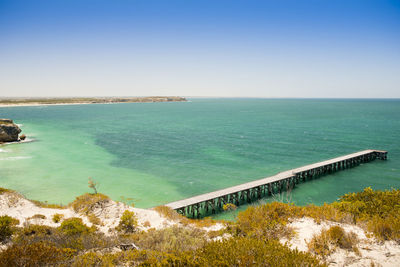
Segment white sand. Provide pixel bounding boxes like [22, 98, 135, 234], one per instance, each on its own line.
[0, 191, 174, 235]
[0, 102, 95, 108]
[283, 217, 400, 266]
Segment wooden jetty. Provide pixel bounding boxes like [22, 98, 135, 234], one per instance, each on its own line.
[165, 149, 388, 218]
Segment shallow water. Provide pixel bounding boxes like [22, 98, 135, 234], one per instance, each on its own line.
[1, 99, 399, 219]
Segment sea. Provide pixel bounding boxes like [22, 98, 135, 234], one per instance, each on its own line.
[1, 98, 399, 219]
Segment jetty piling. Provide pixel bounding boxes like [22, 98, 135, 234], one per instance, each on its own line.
[165, 150, 387, 218]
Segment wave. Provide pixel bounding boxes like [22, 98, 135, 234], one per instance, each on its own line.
[0, 156, 32, 161]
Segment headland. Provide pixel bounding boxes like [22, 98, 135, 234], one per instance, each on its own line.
[0, 96, 187, 107]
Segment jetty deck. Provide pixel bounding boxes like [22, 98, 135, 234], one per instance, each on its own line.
[165, 149, 387, 217]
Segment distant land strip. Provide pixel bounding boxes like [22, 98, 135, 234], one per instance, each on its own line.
[0, 96, 187, 107]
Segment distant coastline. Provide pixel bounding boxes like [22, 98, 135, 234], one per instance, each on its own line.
[0, 96, 187, 107]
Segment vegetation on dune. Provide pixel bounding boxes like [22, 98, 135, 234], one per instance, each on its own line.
[52, 213, 64, 223]
[0, 187, 13, 194]
[0, 187, 399, 266]
[30, 199, 65, 209]
[70, 193, 110, 214]
[58, 217, 95, 236]
[0, 216, 19, 242]
[129, 225, 208, 253]
[333, 187, 400, 241]
[154, 205, 221, 228]
[28, 214, 46, 220]
[196, 237, 324, 266]
[116, 210, 138, 233]
[307, 226, 360, 259]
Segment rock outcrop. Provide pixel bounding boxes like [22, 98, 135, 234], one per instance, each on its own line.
[0, 119, 22, 143]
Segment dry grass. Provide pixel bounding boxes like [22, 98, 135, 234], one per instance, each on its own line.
[30, 200, 65, 209]
[0, 187, 13, 194]
[307, 225, 359, 259]
[128, 225, 208, 253]
[153, 206, 220, 228]
[70, 193, 110, 214]
[87, 214, 102, 226]
[28, 214, 46, 220]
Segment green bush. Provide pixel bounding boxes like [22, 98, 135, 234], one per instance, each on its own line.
[0, 215, 19, 242]
[58, 217, 93, 236]
[13, 223, 114, 252]
[0, 240, 75, 266]
[116, 210, 138, 233]
[52, 213, 64, 223]
[70, 193, 110, 214]
[334, 187, 400, 240]
[197, 237, 323, 266]
[234, 202, 296, 240]
[223, 203, 237, 211]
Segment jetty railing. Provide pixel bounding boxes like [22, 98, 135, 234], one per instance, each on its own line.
[164, 149, 387, 218]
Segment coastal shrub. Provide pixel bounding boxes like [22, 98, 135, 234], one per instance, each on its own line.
[129, 225, 207, 252]
[0, 240, 75, 266]
[333, 187, 400, 240]
[88, 213, 102, 226]
[52, 213, 64, 223]
[31, 199, 65, 209]
[16, 224, 53, 239]
[307, 226, 359, 259]
[70, 193, 110, 214]
[29, 214, 46, 220]
[15, 223, 114, 252]
[0, 187, 13, 194]
[197, 237, 323, 266]
[223, 203, 237, 211]
[184, 216, 220, 228]
[70, 238, 323, 266]
[0, 215, 19, 242]
[70, 251, 117, 267]
[70, 249, 195, 266]
[334, 187, 400, 221]
[234, 202, 296, 240]
[301, 203, 347, 224]
[154, 205, 219, 227]
[154, 205, 182, 221]
[58, 217, 94, 236]
[367, 214, 400, 241]
[116, 210, 138, 233]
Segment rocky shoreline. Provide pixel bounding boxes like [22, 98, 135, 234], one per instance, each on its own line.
[0, 119, 24, 143]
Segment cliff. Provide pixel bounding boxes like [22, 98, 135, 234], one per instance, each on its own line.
[0, 119, 21, 143]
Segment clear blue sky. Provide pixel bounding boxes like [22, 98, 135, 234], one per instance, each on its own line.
[0, 0, 399, 98]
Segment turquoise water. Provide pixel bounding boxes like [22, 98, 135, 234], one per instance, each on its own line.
[1, 99, 399, 218]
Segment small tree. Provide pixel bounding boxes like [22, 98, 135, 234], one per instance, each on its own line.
[88, 177, 98, 194]
[116, 210, 138, 233]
